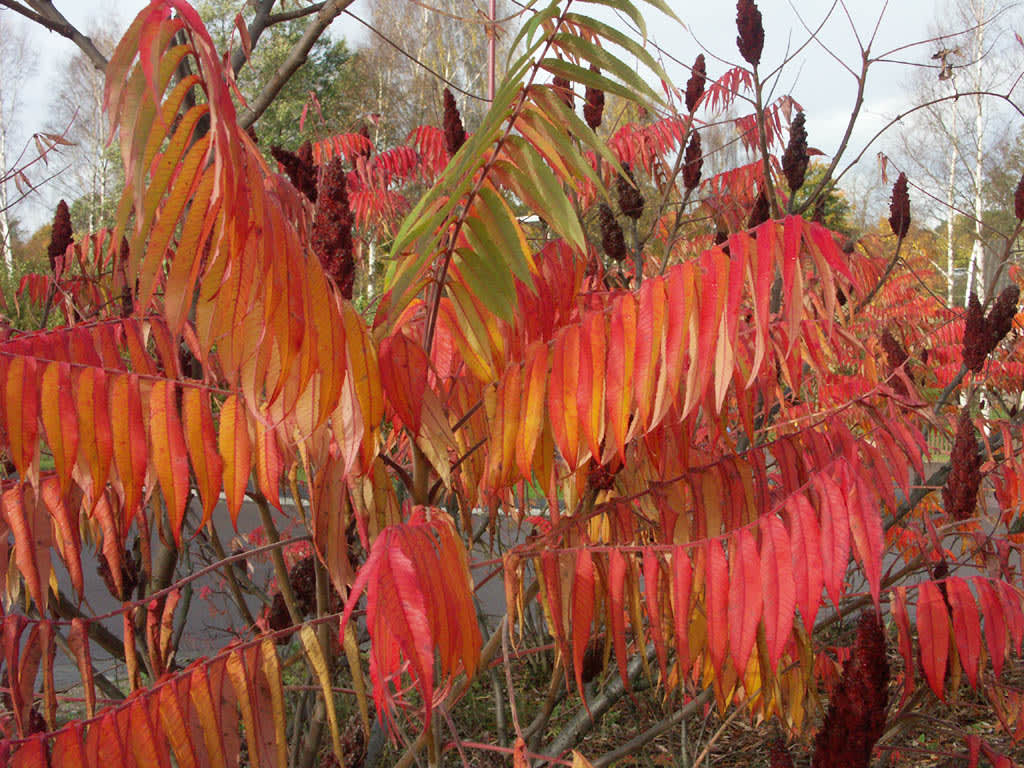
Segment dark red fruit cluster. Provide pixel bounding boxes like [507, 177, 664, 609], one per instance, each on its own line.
[962, 285, 1020, 372]
[880, 330, 908, 370]
[616, 163, 645, 220]
[598, 203, 627, 263]
[769, 737, 794, 768]
[312, 157, 356, 298]
[289, 555, 317, 616]
[48, 199, 73, 273]
[552, 75, 574, 110]
[685, 54, 706, 113]
[97, 547, 140, 601]
[811, 612, 890, 768]
[443, 87, 466, 156]
[271, 141, 318, 203]
[888, 172, 910, 239]
[736, 0, 764, 68]
[583, 65, 605, 130]
[782, 111, 809, 192]
[942, 411, 982, 522]
[748, 188, 770, 229]
[683, 131, 703, 190]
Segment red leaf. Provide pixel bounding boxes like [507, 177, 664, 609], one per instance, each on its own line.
[786, 494, 823, 632]
[891, 586, 914, 705]
[976, 578, 1007, 679]
[759, 516, 796, 671]
[379, 331, 428, 435]
[815, 474, 849, 608]
[572, 549, 596, 700]
[672, 546, 693, 677]
[918, 581, 950, 700]
[3, 485, 44, 611]
[68, 617, 96, 718]
[705, 538, 729, 677]
[848, 472, 884, 611]
[728, 529, 761, 673]
[608, 548, 632, 694]
[946, 576, 981, 689]
[643, 547, 668, 683]
[606, 293, 636, 462]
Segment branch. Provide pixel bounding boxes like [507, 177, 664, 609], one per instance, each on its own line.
[0, 1, 108, 71]
[238, 0, 356, 130]
[229, 0, 276, 77]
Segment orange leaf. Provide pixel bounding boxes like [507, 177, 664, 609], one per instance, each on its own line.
[183, 388, 224, 528]
[110, 373, 148, 528]
[218, 394, 251, 527]
[75, 367, 113, 501]
[150, 380, 190, 545]
[40, 361, 78, 496]
[5, 356, 39, 483]
[379, 331, 427, 435]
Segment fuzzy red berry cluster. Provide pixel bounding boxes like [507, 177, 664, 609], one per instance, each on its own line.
[271, 141, 317, 203]
[685, 54, 706, 113]
[811, 612, 890, 768]
[942, 410, 982, 522]
[443, 87, 466, 156]
[888, 172, 910, 239]
[312, 157, 356, 299]
[962, 285, 1020, 372]
[48, 199, 73, 273]
[782, 111, 808, 193]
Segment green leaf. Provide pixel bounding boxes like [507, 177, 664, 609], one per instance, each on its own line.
[499, 138, 586, 252]
[528, 84, 623, 183]
[564, 13, 671, 84]
[454, 244, 518, 323]
[474, 185, 536, 289]
[540, 57, 658, 108]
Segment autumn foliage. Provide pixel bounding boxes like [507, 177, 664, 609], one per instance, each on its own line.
[2, 0, 1024, 766]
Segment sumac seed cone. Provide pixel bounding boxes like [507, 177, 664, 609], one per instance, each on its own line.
[748, 188, 771, 229]
[811, 612, 889, 768]
[683, 130, 703, 190]
[888, 172, 910, 239]
[942, 410, 982, 522]
[583, 65, 605, 130]
[962, 291, 988, 372]
[685, 54, 706, 112]
[616, 163, 645, 220]
[985, 283, 1020, 353]
[736, 0, 765, 68]
[1015, 173, 1024, 221]
[769, 738, 795, 768]
[781, 111, 809, 192]
[48, 199, 73, 273]
[881, 330, 908, 370]
[271, 142, 317, 203]
[268, 592, 293, 641]
[443, 87, 466, 156]
[598, 203, 627, 262]
[288, 555, 317, 616]
[312, 157, 356, 299]
[552, 75, 574, 110]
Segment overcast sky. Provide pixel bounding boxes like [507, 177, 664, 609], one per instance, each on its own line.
[1, 0, 1002, 231]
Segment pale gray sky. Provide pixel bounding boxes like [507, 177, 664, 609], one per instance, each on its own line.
[0, 0, 1006, 231]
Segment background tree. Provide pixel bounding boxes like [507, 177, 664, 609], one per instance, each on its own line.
[0, 14, 37, 271]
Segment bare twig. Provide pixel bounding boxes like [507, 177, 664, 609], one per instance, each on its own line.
[0, 0, 108, 71]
